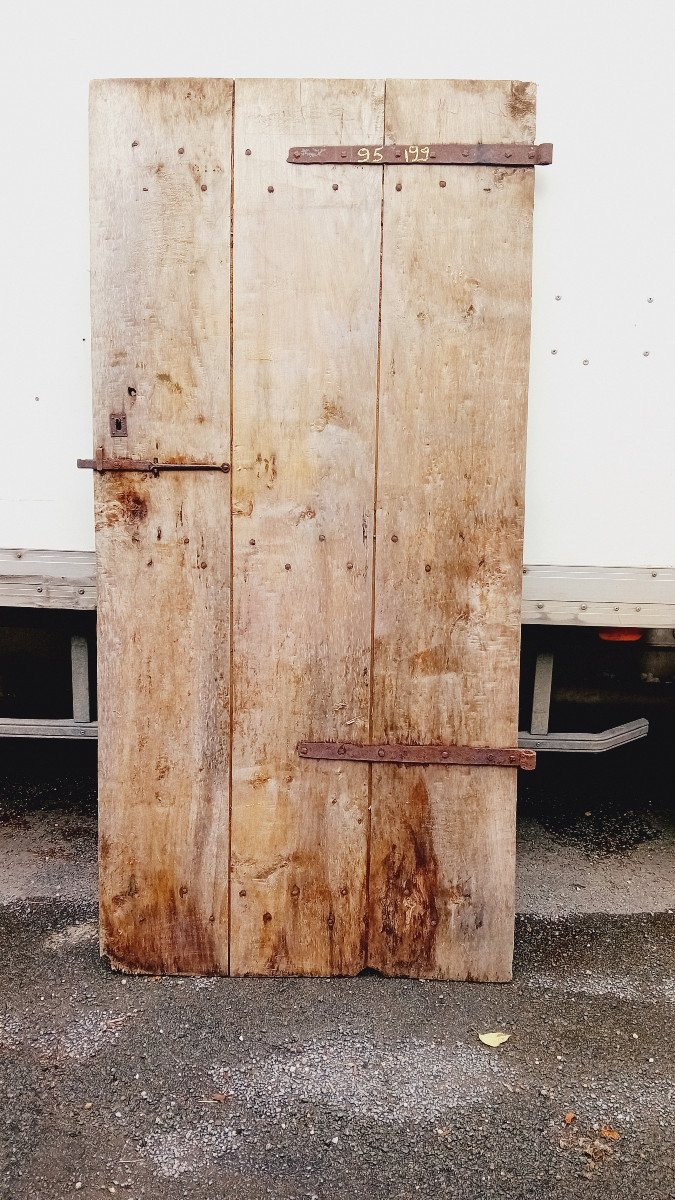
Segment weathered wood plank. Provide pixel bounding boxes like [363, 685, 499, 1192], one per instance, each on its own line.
[368, 80, 537, 981]
[5, 551, 673, 627]
[70, 634, 91, 723]
[90, 79, 232, 973]
[230, 78, 384, 976]
[0, 549, 96, 609]
[0, 719, 97, 739]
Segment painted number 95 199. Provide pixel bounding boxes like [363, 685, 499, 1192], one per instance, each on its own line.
[357, 145, 431, 162]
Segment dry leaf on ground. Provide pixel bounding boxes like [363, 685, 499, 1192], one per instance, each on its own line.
[599, 1126, 621, 1140]
[478, 1032, 511, 1047]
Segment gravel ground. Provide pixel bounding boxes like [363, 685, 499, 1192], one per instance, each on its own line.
[1, 904, 674, 1199]
[0, 738, 674, 1199]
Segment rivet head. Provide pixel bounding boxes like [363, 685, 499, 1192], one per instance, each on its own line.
[201, 184, 207, 192]
[395, 182, 402, 191]
[299, 745, 307, 755]
[551, 349, 557, 355]
[580, 604, 587, 611]
[636, 606, 642, 612]
[37, 586, 43, 593]
[528, 150, 535, 159]
[378, 748, 385, 758]
[647, 296, 653, 303]
[487, 754, 495, 763]
[536, 602, 544, 610]
[267, 185, 274, 193]
[441, 751, 449, 759]
[332, 183, 339, 191]
[391, 534, 398, 542]
[651, 571, 657, 577]
[178, 147, 184, 155]
[341, 150, 347, 159]
[505, 150, 512, 158]
[346, 562, 353, 570]
[249, 538, 256, 546]
[78, 588, 85, 595]
[293, 150, 300, 158]
[131, 140, 139, 148]
[245, 148, 252, 156]
[462, 149, 469, 157]
[425, 564, 431, 573]
[395, 150, 401, 158]
[291, 885, 300, 897]
[555, 294, 562, 300]
[338, 745, 346, 755]
[284, 563, 291, 571]
[318, 534, 326, 542]
[643, 350, 650, 357]
[439, 180, 446, 188]
[583, 359, 589, 365]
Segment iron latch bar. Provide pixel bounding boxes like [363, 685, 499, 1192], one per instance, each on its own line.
[77, 449, 230, 477]
[288, 143, 553, 167]
[298, 741, 536, 770]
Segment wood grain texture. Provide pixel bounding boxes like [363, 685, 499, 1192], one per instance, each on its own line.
[90, 78, 231, 462]
[0, 550, 96, 610]
[367, 80, 537, 981]
[230, 79, 384, 976]
[90, 79, 232, 973]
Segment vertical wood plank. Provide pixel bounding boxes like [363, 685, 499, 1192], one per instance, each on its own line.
[70, 634, 91, 723]
[90, 79, 232, 973]
[368, 80, 536, 981]
[230, 79, 384, 976]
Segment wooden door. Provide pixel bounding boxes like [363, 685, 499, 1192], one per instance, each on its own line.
[90, 77, 540, 980]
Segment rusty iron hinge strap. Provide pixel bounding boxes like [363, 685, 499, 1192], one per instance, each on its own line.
[77, 450, 230, 477]
[288, 143, 553, 167]
[298, 741, 536, 770]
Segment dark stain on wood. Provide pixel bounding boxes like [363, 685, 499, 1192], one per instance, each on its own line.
[101, 871, 222, 975]
[97, 483, 149, 530]
[507, 81, 535, 123]
[265, 931, 289, 974]
[373, 774, 439, 972]
[156, 372, 183, 395]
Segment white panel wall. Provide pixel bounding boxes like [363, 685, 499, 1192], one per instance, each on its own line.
[2, 0, 673, 566]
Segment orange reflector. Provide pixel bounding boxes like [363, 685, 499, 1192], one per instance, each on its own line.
[598, 628, 643, 642]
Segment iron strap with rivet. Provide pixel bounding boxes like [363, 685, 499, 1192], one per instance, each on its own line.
[288, 143, 553, 166]
[297, 741, 536, 770]
[77, 449, 230, 477]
